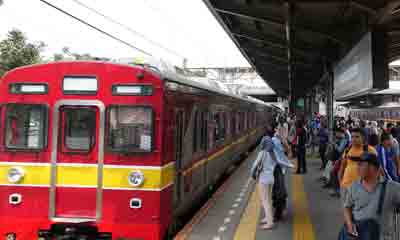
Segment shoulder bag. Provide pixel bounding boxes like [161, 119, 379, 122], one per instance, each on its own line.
[251, 150, 265, 180]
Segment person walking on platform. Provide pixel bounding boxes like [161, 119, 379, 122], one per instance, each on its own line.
[318, 121, 329, 170]
[253, 127, 293, 230]
[276, 117, 289, 154]
[341, 152, 400, 240]
[386, 123, 400, 176]
[338, 128, 377, 202]
[293, 120, 307, 174]
[377, 133, 399, 182]
[288, 118, 297, 159]
[327, 128, 349, 197]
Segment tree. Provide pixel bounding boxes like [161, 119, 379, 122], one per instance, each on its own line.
[53, 46, 110, 62]
[0, 29, 45, 76]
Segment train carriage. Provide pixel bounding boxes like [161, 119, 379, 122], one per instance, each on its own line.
[349, 103, 400, 124]
[0, 61, 273, 240]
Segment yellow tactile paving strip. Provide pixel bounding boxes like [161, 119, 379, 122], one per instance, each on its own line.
[233, 185, 261, 240]
[234, 174, 316, 240]
[292, 174, 316, 240]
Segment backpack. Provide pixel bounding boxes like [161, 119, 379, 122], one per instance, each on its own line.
[343, 144, 368, 162]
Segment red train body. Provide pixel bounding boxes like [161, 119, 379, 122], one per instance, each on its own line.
[0, 61, 273, 239]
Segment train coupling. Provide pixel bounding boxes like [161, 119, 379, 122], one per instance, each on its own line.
[38, 224, 111, 240]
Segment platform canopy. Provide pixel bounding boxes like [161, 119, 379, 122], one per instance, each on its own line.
[204, 0, 400, 97]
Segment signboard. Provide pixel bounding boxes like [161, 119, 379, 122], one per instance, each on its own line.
[296, 98, 304, 108]
[334, 31, 388, 100]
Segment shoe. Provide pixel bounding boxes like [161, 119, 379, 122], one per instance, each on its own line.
[260, 223, 276, 230]
[329, 189, 340, 197]
[260, 218, 268, 224]
[322, 184, 331, 189]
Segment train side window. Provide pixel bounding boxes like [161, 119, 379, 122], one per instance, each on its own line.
[230, 113, 235, 136]
[192, 110, 208, 153]
[214, 112, 226, 142]
[193, 110, 199, 153]
[200, 111, 207, 151]
[226, 112, 231, 138]
[214, 113, 220, 142]
[107, 106, 153, 153]
[61, 107, 96, 152]
[238, 112, 243, 133]
[220, 113, 226, 140]
[5, 104, 47, 150]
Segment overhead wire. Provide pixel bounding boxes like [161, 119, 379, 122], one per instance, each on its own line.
[69, 0, 186, 59]
[142, 0, 212, 67]
[38, 0, 153, 57]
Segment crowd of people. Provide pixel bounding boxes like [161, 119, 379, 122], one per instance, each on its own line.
[252, 113, 400, 239]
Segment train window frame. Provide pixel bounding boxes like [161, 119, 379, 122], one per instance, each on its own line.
[9, 83, 48, 94]
[62, 76, 98, 95]
[60, 106, 97, 154]
[213, 112, 226, 144]
[192, 109, 207, 153]
[4, 103, 48, 151]
[106, 105, 155, 154]
[112, 84, 153, 96]
[193, 109, 199, 153]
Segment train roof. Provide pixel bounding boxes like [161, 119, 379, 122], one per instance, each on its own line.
[119, 58, 273, 108]
[3, 60, 273, 110]
[350, 102, 400, 110]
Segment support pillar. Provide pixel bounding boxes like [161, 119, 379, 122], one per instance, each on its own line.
[326, 63, 335, 142]
[285, 1, 295, 114]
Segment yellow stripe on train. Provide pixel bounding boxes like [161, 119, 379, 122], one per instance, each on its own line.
[0, 164, 51, 186]
[0, 127, 261, 189]
[0, 163, 175, 190]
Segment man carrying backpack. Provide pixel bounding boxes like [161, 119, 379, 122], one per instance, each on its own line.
[338, 128, 377, 202]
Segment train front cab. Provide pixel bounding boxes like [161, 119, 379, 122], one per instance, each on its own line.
[0, 62, 172, 240]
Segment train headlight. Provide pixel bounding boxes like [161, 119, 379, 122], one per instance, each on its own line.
[5, 232, 16, 240]
[128, 171, 145, 187]
[7, 167, 25, 184]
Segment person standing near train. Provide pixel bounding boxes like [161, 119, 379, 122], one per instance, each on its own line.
[293, 119, 307, 174]
[377, 133, 399, 182]
[318, 121, 329, 170]
[253, 126, 293, 230]
[288, 117, 297, 159]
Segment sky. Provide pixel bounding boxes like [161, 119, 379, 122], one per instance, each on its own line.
[0, 0, 251, 69]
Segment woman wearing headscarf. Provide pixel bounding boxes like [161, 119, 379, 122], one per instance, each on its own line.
[257, 126, 294, 229]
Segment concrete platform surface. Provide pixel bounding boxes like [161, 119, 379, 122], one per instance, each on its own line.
[175, 151, 343, 240]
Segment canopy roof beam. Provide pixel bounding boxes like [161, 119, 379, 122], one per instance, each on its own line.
[376, 0, 400, 24]
[214, 5, 346, 45]
[233, 32, 319, 60]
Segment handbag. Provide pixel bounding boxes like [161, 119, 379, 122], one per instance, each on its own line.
[338, 180, 387, 240]
[322, 160, 334, 181]
[251, 150, 265, 180]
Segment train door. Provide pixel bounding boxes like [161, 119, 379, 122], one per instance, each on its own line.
[49, 100, 105, 221]
[173, 109, 184, 205]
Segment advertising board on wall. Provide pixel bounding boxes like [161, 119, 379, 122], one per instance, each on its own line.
[334, 31, 388, 100]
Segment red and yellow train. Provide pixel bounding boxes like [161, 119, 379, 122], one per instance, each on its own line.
[0, 61, 274, 239]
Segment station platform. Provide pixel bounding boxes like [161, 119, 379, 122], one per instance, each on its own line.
[175, 149, 343, 240]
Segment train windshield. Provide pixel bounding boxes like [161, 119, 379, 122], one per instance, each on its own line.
[108, 106, 153, 153]
[5, 104, 47, 150]
[62, 107, 97, 152]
